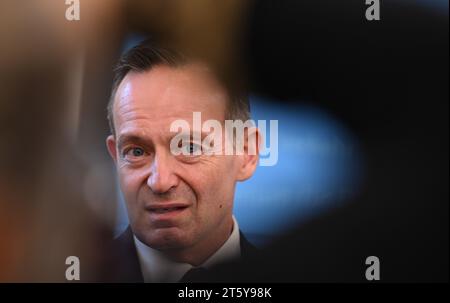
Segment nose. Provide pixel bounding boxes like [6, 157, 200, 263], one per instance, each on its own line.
[147, 151, 179, 194]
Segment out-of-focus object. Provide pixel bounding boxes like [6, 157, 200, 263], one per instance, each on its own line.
[0, 0, 123, 281]
[0, 0, 250, 281]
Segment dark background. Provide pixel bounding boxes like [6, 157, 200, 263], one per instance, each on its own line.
[219, 0, 449, 282]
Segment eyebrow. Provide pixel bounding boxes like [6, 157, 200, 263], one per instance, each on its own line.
[172, 130, 212, 141]
[117, 134, 152, 151]
[117, 130, 214, 151]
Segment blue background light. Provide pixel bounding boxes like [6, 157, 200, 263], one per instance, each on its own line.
[114, 95, 365, 246]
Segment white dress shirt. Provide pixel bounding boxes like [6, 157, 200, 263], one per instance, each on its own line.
[134, 216, 241, 283]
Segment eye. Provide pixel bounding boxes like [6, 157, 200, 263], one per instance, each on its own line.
[123, 147, 146, 160]
[131, 147, 144, 157]
[181, 142, 202, 155]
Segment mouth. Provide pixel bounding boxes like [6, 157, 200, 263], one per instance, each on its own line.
[149, 206, 188, 214]
[145, 203, 190, 218]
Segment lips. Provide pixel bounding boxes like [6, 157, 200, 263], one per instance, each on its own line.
[150, 206, 187, 214]
[145, 203, 190, 223]
[145, 203, 190, 214]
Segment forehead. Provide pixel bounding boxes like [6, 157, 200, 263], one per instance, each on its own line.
[113, 63, 228, 134]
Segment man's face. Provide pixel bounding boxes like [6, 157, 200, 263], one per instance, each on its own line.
[107, 64, 256, 251]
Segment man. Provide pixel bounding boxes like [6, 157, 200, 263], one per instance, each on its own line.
[105, 39, 259, 282]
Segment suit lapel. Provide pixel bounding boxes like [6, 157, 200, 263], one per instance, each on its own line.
[111, 226, 144, 282]
[111, 227, 256, 282]
[239, 230, 258, 260]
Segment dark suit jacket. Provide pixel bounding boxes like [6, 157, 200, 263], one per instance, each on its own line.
[106, 226, 257, 282]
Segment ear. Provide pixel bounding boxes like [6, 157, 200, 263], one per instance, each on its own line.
[236, 127, 260, 181]
[106, 135, 118, 164]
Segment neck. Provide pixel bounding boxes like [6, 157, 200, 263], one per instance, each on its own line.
[163, 216, 234, 266]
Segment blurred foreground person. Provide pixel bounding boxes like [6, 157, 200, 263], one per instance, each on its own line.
[0, 0, 122, 281]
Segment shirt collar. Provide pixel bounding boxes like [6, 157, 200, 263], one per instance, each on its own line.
[133, 216, 241, 282]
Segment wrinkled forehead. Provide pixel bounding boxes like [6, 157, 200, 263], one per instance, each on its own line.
[113, 63, 228, 131]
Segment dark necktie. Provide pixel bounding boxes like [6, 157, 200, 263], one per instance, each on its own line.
[178, 267, 209, 283]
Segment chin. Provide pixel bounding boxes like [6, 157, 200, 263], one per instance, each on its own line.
[143, 227, 193, 250]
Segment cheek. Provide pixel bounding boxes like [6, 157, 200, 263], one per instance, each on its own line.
[191, 159, 237, 211]
[118, 167, 146, 202]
